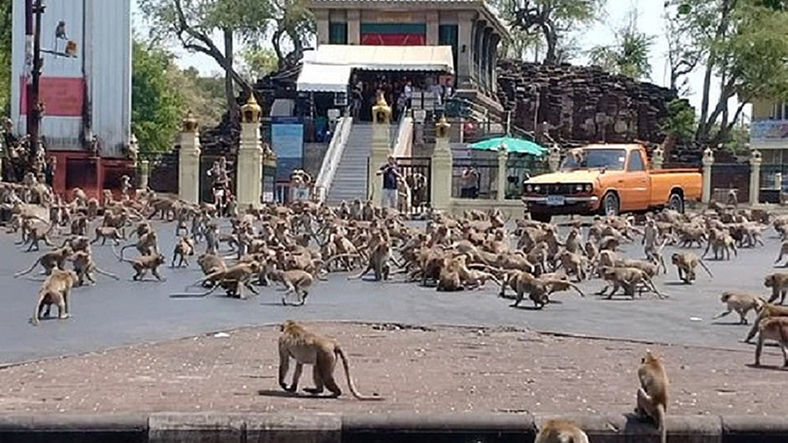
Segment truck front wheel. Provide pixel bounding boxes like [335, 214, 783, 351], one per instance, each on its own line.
[668, 192, 685, 213]
[602, 192, 620, 217]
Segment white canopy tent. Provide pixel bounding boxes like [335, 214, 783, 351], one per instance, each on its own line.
[296, 45, 455, 93]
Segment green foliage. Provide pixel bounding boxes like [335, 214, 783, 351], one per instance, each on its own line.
[170, 67, 226, 127]
[0, 0, 12, 115]
[661, 99, 697, 142]
[495, 0, 603, 64]
[588, 12, 654, 80]
[239, 47, 278, 80]
[131, 39, 185, 155]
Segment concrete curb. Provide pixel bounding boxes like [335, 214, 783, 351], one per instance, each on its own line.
[0, 413, 785, 442]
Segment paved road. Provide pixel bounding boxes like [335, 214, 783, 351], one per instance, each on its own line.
[0, 218, 781, 364]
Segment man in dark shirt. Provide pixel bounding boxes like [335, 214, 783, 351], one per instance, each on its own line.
[376, 155, 401, 209]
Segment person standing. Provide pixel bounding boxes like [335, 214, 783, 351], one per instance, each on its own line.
[460, 165, 479, 198]
[376, 155, 401, 209]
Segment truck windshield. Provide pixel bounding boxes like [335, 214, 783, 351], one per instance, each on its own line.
[560, 149, 627, 171]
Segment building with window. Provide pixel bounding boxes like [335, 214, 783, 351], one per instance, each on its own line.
[751, 99, 788, 191]
[307, 0, 508, 97]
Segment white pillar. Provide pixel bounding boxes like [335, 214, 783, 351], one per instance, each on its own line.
[139, 159, 150, 190]
[701, 147, 714, 204]
[652, 146, 664, 170]
[369, 95, 392, 203]
[497, 145, 508, 202]
[431, 116, 453, 211]
[178, 114, 201, 204]
[548, 145, 561, 172]
[237, 95, 264, 210]
[749, 150, 762, 205]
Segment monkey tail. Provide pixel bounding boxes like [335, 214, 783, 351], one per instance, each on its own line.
[14, 258, 41, 278]
[698, 259, 714, 278]
[335, 346, 384, 401]
[657, 403, 667, 443]
[94, 267, 120, 280]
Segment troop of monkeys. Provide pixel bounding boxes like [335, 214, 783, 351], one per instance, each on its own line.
[6, 183, 788, 440]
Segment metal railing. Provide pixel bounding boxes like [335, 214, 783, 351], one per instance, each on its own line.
[452, 156, 499, 200]
[392, 109, 413, 158]
[314, 116, 353, 202]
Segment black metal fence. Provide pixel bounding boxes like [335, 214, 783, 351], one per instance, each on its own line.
[199, 154, 238, 203]
[710, 163, 750, 204]
[145, 152, 179, 194]
[396, 157, 432, 215]
[452, 156, 499, 200]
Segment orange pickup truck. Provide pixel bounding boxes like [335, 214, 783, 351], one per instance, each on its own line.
[522, 144, 702, 223]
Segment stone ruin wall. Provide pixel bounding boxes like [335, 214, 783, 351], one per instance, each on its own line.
[496, 60, 701, 165]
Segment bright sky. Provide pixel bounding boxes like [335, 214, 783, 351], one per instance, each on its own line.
[130, 0, 737, 118]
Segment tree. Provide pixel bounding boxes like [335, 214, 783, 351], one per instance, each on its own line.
[240, 47, 279, 80]
[497, 0, 604, 64]
[0, 0, 12, 115]
[665, 0, 788, 145]
[131, 39, 185, 155]
[268, 0, 315, 70]
[660, 98, 697, 158]
[171, 67, 226, 126]
[138, 0, 273, 116]
[588, 13, 654, 80]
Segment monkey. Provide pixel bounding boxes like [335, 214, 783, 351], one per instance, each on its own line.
[636, 350, 669, 443]
[197, 253, 226, 280]
[754, 317, 788, 367]
[14, 246, 74, 278]
[190, 211, 206, 243]
[278, 320, 383, 400]
[91, 225, 126, 246]
[115, 231, 159, 260]
[31, 269, 79, 326]
[764, 272, 788, 305]
[70, 215, 88, 236]
[671, 252, 713, 284]
[708, 231, 737, 261]
[174, 262, 261, 299]
[744, 303, 788, 343]
[596, 267, 664, 299]
[555, 250, 588, 282]
[70, 250, 120, 286]
[713, 292, 765, 325]
[21, 222, 55, 252]
[348, 241, 391, 282]
[171, 236, 195, 267]
[59, 235, 91, 253]
[86, 198, 99, 219]
[535, 419, 589, 443]
[775, 241, 788, 267]
[131, 220, 152, 239]
[268, 267, 314, 306]
[204, 221, 220, 255]
[505, 271, 584, 309]
[119, 253, 166, 282]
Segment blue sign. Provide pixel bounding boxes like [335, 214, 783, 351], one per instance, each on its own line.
[271, 124, 304, 159]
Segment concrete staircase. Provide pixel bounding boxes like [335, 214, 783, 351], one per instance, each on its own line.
[326, 123, 374, 204]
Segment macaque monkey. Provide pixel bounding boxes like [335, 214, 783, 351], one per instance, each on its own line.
[175, 262, 262, 299]
[671, 252, 713, 284]
[60, 235, 91, 253]
[713, 292, 765, 325]
[70, 251, 120, 286]
[535, 419, 589, 443]
[775, 241, 788, 267]
[636, 350, 669, 443]
[597, 267, 664, 299]
[764, 272, 788, 304]
[172, 236, 195, 267]
[754, 317, 788, 367]
[115, 231, 159, 260]
[21, 223, 55, 252]
[204, 221, 220, 255]
[269, 267, 314, 305]
[348, 241, 391, 282]
[86, 198, 99, 219]
[15, 246, 74, 277]
[197, 253, 226, 284]
[278, 320, 383, 400]
[744, 303, 788, 343]
[91, 226, 126, 246]
[31, 269, 79, 326]
[70, 216, 88, 236]
[120, 253, 166, 281]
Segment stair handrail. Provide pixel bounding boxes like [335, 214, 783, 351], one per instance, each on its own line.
[314, 116, 353, 202]
[392, 109, 413, 158]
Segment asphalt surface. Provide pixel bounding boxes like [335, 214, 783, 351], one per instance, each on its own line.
[0, 217, 782, 365]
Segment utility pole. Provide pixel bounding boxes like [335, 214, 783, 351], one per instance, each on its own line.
[26, 0, 45, 166]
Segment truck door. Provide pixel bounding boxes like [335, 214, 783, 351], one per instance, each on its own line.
[621, 150, 649, 211]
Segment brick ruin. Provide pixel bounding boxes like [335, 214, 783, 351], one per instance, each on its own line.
[496, 60, 701, 164]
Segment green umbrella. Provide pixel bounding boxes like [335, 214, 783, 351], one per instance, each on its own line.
[469, 136, 548, 156]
